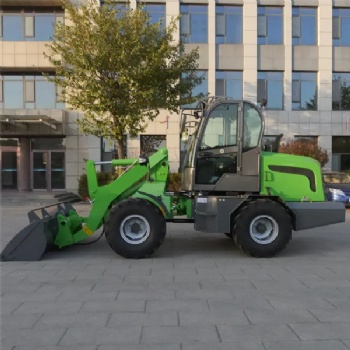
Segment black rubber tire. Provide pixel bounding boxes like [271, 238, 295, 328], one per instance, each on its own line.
[233, 199, 292, 258]
[105, 198, 166, 259]
[224, 232, 233, 239]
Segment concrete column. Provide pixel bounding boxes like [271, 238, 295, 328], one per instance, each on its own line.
[243, 0, 258, 103]
[208, 0, 216, 96]
[18, 137, 31, 191]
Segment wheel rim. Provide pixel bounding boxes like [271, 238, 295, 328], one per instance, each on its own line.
[120, 215, 150, 245]
[249, 215, 279, 245]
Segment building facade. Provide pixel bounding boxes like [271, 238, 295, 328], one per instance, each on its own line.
[1, 0, 350, 192]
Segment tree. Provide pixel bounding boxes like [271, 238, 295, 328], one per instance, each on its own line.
[45, 0, 203, 159]
[279, 139, 329, 167]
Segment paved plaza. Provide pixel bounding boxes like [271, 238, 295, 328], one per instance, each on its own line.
[0, 201, 350, 350]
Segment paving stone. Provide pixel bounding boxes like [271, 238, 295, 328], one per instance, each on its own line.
[217, 324, 299, 342]
[14, 301, 83, 314]
[173, 273, 225, 283]
[264, 340, 350, 350]
[325, 297, 350, 309]
[108, 311, 178, 327]
[57, 290, 117, 302]
[2, 290, 62, 302]
[179, 309, 249, 326]
[2, 328, 67, 347]
[289, 323, 350, 340]
[244, 309, 317, 324]
[176, 289, 234, 300]
[13, 347, 97, 350]
[1, 314, 42, 330]
[99, 345, 180, 350]
[0, 301, 22, 315]
[1, 283, 41, 294]
[117, 290, 176, 301]
[59, 326, 142, 345]
[81, 300, 145, 313]
[182, 342, 266, 350]
[141, 326, 219, 343]
[309, 309, 350, 322]
[266, 295, 335, 310]
[208, 297, 274, 311]
[342, 340, 350, 349]
[302, 280, 350, 288]
[36, 281, 95, 293]
[146, 300, 209, 312]
[34, 312, 109, 329]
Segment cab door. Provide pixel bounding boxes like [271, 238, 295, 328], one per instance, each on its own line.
[194, 101, 263, 193]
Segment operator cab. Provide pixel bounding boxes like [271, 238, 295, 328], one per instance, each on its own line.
[180, 97, 264, 194]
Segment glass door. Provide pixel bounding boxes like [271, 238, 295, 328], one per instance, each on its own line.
[51, 152, 65, 190]
[32, 151, 65, 191]
[1, 150, 18, 189]
[33, 152, 48, 190]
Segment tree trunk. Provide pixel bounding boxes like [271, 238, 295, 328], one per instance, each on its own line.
[116, 138, 124, 160]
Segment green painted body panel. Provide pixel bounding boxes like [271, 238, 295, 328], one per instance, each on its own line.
[260, 151, 326, 202]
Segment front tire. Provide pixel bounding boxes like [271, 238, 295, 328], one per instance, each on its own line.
[105, 198, 166, 259]
[233, 199, 292, 258]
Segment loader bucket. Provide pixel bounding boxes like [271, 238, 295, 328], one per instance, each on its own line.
[1, 202, 75, 262]
[0, 220, 50, 261]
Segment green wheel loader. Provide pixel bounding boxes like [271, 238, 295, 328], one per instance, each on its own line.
[1, 97, 346, 261]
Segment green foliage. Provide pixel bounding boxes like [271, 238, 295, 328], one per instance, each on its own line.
[78, 172, 113, 199]
[279, 139, 329, 167]
[45, 0, 203, 158]
[167, 172, 182, 192]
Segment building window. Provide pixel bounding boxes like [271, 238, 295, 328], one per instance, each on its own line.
[140, 135, 166, 157]
[294, 135, 318, 143]
[292, 7, 317, 45]
[333, 8, 350, 46]
[1, 11, 64, 41]
[257, 72, 284, 110]
[2, 75, 65, 109]
[180, 5, 208, 44]
[257, 7, 283, 45]
[292, 72, 317, 110]
[333, 73, 350, 111]
[181, 71, 208, 109]
[332, 136, 350, 171]
[143, 4, 165, 26]
[216, 71, 242, 99]
[216, 5, 242, 44]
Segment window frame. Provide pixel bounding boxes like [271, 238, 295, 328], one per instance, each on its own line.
[333, 8, 350, 46]
[292, 72, 318, 111]
[257, 72, 284, 110]
[257, 6, 283, 45]
[1, 10, 64, 41]
[292, 7, 317, 46]
[215, 5, 242, 44]
[180, 4, 208, 44]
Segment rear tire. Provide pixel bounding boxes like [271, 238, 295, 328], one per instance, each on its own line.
[105, 198, 166, 259]
[233, 199, 292, 258]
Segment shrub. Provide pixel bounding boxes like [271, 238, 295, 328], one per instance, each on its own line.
[78, 172, 113, 199]
[167, 172, 182, 192]
[279, 139, 329, 167]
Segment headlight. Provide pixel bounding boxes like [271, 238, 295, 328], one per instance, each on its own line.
[329, 188, 345, 196]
